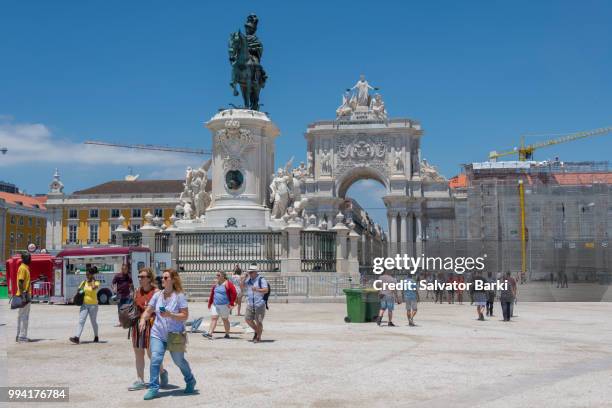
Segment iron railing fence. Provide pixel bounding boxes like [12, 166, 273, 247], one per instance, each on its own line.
[300, 231, 336, 272]
[176, 232, 284, 273]
[155, 232, 170, 253]
[122, 232, 142, 247]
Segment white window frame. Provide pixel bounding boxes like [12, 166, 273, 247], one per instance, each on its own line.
[132, 208, 142, 218]
[111, 208, 121, 218]
[89, 208, 99, 219]
[68, 208, 78, 219]
[68, 224, 78, 244]
[89, 223, 99, 243]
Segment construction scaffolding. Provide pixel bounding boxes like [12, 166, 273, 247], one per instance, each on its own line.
[428, 161, 612, 281]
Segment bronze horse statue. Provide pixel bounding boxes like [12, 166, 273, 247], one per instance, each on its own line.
[228, 15, 267, 111]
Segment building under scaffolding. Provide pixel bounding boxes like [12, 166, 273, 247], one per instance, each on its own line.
[434, 160, 612, 281]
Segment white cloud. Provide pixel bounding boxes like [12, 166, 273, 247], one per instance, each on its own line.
[0, 119, 203, 169]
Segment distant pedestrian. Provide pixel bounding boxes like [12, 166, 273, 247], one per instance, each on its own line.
[562, 272, 569, 288]
[128, 267, 166, 391]
[435, 272, 446, 304]
[376, 270, 401, 327]
[486, 271, 495, 317]
[447, 273, 456, 304]
[403, 275, 419, 326]
[70, 267, 100, 344]
[471, 272, 487, 321]
[15, 252, 32, 343]
[204, 271, 237, 340]
[112, 264, 134, 326]
[241, 264, 269, 343]
[456, 274, 465, 305]
[139, 269, 196, 400]
[231, 265, 244, 316]
[550, 272, 554, 285]
[500, 272, 517, 321]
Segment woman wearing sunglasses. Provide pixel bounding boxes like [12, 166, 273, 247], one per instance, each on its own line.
[203, 271, 237, 340]
[139, 269, 196, 400]
[128, 268, 167, 391]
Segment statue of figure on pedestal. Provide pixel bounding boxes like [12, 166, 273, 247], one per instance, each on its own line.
[370, 93, 387, 120]
[306, 151, 314, 176]
[228, 14, 267, 111]
[349, 74, 378, 107]
[394, 148, 403, 172]
[420, 159, 446, 182]
[336, 91, 354, 118]
[270, 167, 291, 219]
[179, 159, 212, 219]
[321, 149, 332, 174]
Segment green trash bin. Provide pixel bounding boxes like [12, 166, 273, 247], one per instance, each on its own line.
[363, 289, 381, 322]
[0, 285, 7, 300]
[343, 288, 367, 323]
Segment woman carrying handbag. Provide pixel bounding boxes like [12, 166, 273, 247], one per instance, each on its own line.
[69, 266, 100, 344]
[139, 269, 196, 400]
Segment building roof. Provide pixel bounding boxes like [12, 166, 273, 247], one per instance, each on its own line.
[449, 174, 468, 189]
[551, 173, 612, 185]
[0, 192, 47, 210]
[73, 180, 184, 195]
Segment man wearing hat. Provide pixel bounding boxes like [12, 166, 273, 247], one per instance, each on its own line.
[241, 263, 269, 343]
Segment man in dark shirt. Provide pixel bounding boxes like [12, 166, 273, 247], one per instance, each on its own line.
[112, 264, 133, 325]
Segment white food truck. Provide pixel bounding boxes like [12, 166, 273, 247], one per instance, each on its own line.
[54, 247, 151, 304]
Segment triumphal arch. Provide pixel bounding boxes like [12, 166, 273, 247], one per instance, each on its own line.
[302, 75, 454, 260]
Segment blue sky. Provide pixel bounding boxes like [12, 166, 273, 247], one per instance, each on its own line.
[1, 1, 611, 226]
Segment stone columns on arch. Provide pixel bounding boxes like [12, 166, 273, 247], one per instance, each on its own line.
[399, 211, 408, 256]
[415, 215, 423, 256]
[388, 210, 398, 257]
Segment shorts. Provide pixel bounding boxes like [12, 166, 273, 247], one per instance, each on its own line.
[474, 301, 486, 307]
[245, 304, 266, 323]
[380, 295, 395, 311]
[405, 299, 418, 312]
[210, 304, 230, 319]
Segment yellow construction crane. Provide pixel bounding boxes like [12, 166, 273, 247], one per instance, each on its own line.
[489, 126, 612, 161]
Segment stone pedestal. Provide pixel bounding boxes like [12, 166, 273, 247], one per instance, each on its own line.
[201, 109, 280, 229]
[281, 223, 303, 273]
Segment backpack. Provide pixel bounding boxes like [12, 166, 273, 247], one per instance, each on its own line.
[258, 276, 270, 310]
[118, 301, 139, 329]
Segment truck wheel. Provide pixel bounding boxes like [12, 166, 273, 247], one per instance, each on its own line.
[98, 290, 111, 305]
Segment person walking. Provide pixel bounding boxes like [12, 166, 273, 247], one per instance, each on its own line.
[128, 268, 167, 391]
[69, 267, 100, 344]
[112, 264, 134, 326]
[403, 275, 419, 326]
[376, 270, 401, 327]
[447, 272, 456, 304]
[15, 252, 32, 343]
[241, 264, 269, 343]
[471, 272, 487, 321]
[485, 271, 495, 317]
[456, 273, 465, 305]
[203, 271, 237, 340]
[139, 269, 196, 400]
[500, 272, 517, 321]
[231, 265, 244, 316]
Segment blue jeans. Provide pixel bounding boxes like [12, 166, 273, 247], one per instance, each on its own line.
[149, 336, 194, 392]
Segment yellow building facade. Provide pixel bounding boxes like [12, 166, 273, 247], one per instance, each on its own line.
[45, 177, 183, 250]
[0, 192, 47, 262]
